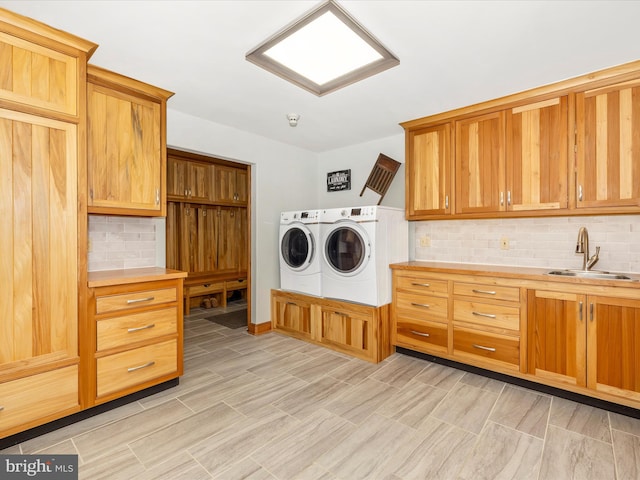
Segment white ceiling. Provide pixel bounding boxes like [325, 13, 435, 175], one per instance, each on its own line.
[3, 1, 640, 153]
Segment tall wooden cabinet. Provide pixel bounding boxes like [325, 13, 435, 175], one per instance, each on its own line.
[87, 65, 173, 216]
[0, 9, 97, 439]
[166, 149, 250, 313]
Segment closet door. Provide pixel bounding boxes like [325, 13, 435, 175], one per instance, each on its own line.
[0, 109, 78, 370]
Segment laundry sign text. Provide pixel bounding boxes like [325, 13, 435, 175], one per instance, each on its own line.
[327, 169, 351, 192]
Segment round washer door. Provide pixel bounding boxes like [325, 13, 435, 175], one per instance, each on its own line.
[323, 222, 371, 276]
[280, 224, 315, 271]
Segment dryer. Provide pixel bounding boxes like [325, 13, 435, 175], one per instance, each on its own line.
[279, 209, 322, 296]
[321, 206, 408, 306]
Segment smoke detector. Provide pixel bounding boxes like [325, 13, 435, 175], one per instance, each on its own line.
[287, 113, 300, 127]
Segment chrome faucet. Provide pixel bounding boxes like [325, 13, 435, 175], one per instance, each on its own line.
[575, 227, 600, 271]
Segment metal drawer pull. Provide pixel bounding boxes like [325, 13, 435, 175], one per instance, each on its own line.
[0, 406, 4, 412]
[579, 301, 583, 321]
[411, 282, 431, 287]
[127, 323, 156, 333]
[411, 302, 431, 309]
[410, 330, 430, 337]
[127, 361, 155, 373]
[472, 289, 496, 295]
[126, 296, 155, 304]
[472, 311, 497, 319]
[472, 344, 496, 352]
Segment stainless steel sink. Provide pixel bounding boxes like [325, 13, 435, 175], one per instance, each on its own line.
[547, 269, 634, 281]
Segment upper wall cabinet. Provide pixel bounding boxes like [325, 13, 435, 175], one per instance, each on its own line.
[576, 79, 640, 210]
[505, 96, 569, 212]
[167, 156, 214, 203]
[455, 111, 505, 215]
[214, 165, 248, 205]
[87, 65, 174, 216]
[402, 60, 640, 220]
[406, 123, 452, 217]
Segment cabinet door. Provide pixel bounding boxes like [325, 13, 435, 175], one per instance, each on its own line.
[214, 165, 247, 204]
[0, 31, 79, 116]
[272, 296, 312, 340]
[319, 307, 372, 358]
[167, 157, 213, 203]
[455, 111, 505, 214]
[506, 96, 569, 211]
[588, 295, 640, 401]
[179, 203, 198, 273]
[87, 83, 163, 215]
[406, 123, 452, 217]
[0, 109, 78, 369]
[576, 79, 640, 209]
[217, 207, 240, 272]
[527, 290, 585, 387]
[197, 206, 218, 273]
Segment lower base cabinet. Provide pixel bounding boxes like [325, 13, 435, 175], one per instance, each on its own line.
[88, 270, 185, 405]
[271, 290, 392, 363]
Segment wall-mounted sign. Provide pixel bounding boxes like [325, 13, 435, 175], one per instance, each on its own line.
[327, 169, 351, 192]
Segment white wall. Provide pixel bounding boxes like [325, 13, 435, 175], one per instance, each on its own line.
[316, 133, 405, 209]
[167, 110, 318, 325]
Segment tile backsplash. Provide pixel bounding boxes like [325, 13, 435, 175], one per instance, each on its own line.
[88, 215, 159, 271]
[413, 214, 640, 274]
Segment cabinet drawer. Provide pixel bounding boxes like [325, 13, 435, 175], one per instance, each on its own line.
[96, 288, 177, 314]
[97, 340, 178, 398]
[453, 327, 520, 367]
[454, 282, 520, 303]
[187, 282, 224, 296]
[453, 300, 520, 331]
[396, 292, 448, 322]
[97, 307, 178, 352]
[0, 366, 78, 432]
[225, 279, 248, 290]
[395, 319, 448, 353]
[395, 275, 448, 296]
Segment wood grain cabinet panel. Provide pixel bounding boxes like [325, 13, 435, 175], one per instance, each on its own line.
[167, 157, 213, 202]
[0, 109, 78, 369]
[406, 123, 452, 217]
[214, 165, 248, 205]
[271, 293, 313, 341]
[87, 65, 173, 216]
[576, 79, 640, 210]
[455, 111, 506, 214]
[506, 96, 569, 212]
[96, 307, 177, 351]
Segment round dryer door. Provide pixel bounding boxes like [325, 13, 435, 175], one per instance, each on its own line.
[281, 225, 315, 271]
[324, 223, 370, 276]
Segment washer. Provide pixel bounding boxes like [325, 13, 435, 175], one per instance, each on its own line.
[279, 209, 322, 296]
[321, 206, 408, 306]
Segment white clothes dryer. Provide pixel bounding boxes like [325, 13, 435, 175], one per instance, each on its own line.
[320, 206, 408, 306]
[279, 210, 322, 296]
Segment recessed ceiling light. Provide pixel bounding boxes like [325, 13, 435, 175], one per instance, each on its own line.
[246, 0, 399, 96]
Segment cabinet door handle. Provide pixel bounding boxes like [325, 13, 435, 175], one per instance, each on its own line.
[411, 282, 430, 287]
[445, 195, 449, 209]
[410, 330, 430, 337]
[0, 406, 4, 412]
[472, 311, 497, 319]
[184, 189, 189, 197]
[472, 289, 496, 295]
[579, 301, 583, 321]
[578, 184, 583, 202]
[472, 344, 496, 352]
[500, 191, 504, 206]
[156, 188, 160, 205]
[286, 302, 297, 305]
[127, 323, 156, 333]
[411, 302, 430, 309]
[590, 303, 594, 322]
[126, 296, 155, 304]
[127, 361, 155, 373]
[507, 190, 511, 206]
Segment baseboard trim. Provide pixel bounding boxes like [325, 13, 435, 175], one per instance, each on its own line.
[248, 321, 272, 335]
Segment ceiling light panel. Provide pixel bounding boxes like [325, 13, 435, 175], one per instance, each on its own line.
[246, 1, 399, 96]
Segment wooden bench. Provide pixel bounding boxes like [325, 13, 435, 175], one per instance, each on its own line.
[183, 272, 247, 315]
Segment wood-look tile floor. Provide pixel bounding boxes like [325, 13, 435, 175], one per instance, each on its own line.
[3, 304, 640, 479]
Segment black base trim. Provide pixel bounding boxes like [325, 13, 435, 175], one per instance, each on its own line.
[0, 378, 179, 450]
[397, 347, 640, 419]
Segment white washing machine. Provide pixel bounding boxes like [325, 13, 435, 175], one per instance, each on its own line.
[279, 209, 322, 296]
[320, 206, 408, 306]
